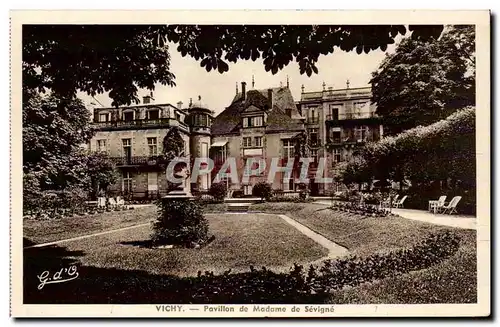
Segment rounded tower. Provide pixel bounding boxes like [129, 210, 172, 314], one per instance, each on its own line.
[184, 99, 214, 192]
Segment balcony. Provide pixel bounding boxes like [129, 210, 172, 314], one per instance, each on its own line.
[308, 139, 322, 148]
[93, 118, 189, 132]
[305, 117, 320, 124]
[326, 112, 379, 126]
[110, 155, 167, 167]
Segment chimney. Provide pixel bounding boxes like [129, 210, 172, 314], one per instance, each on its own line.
[241, 82, 247, 101]
[143, 95, 151, 104]
[267, 89, 273, 109]
[177, 101, 183, 109]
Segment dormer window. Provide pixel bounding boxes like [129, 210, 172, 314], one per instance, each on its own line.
[98, 112, 110, 122]
[147, 109, 159, 120]
[123, 110, 135, 121]
[243, 116, 263, 128]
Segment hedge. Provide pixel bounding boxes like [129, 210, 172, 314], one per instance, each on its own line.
[26, 231, 461, 304]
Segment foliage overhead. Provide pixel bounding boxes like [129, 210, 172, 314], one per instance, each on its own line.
[23, 91, 95, 190]
[370, 25, 475, 134]
[84, 152, 119, 194]
[23, 24, 443, 106]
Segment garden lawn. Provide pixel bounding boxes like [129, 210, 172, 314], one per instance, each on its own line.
[249, 202, 477, 304]
[264, 202, 453, 256]
[23, 206, 157, 245]
[32, 213, 327, 277]
[328, 229, 477, 304]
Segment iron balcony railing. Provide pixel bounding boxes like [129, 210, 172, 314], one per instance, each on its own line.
[93, 118, 189, 131]
[326, 112, 377, 121]
[306, 117, 320, 124]
[110, 156, 164, 166]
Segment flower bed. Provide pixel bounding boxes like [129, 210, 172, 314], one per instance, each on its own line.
[330, 201, 392, 218]
[23, 203, 132, 220]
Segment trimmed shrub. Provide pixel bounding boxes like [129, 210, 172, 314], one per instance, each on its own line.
[209, 182, 227, 203]
[252, 182, 273, 201]
[152, 199, 210, 248]
[311, 231, 460, 294]
[26, 231, 461, 304]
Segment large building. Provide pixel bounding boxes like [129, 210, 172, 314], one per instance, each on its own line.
[89, 81, 383, 199]
[210, 81, 306, 195]
[297, 81, 384, 194]
[89, 94, 213, 199]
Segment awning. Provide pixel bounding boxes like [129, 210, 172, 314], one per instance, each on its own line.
[211, 140, 228, 147]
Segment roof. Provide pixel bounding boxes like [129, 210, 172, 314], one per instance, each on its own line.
[212, 86, 304, 135]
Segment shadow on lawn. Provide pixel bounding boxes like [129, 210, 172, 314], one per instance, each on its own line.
[23, 238, 326, 304]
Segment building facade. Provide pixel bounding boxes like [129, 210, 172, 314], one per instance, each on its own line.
[89, 82, 383, 199]
[297, 82, 384, 195]
[89, 94, 213, 200]
[210, 81, 305, 195]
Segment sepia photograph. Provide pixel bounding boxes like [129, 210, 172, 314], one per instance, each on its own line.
[10, 10, 490, 318]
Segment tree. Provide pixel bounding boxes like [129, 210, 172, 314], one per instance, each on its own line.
[23, 91, 95, 190]
[84, 152, 119, 197]
[23, 25, 443, 107]
[370, 25, 475, 135]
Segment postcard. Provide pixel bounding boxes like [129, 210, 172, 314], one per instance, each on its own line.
[10, 9, 490, 318]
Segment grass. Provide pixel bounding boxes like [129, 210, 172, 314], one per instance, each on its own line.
[23, 205, 157, 244]
[279, 203, 452, 257]
[328, 229, 477, 304]
[27, 213, 327, 277]
[248, 202, 477, 304]
[23, 201, 477, 304]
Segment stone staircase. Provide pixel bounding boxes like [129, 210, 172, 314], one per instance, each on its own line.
[224, 197, 261, 213]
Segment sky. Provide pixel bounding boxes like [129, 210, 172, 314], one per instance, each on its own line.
[80, 40, 399, 115]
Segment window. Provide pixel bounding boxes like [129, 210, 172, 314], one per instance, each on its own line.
[253, 116, 263, 127]
[122, 138, 132, 158]
[122, 172, 133, 193]
[147, 137, 157, 155]
[243, 137, 252, 148]
[355, 126, 369, 141]
[329, 105, 340, 120]
[243, 116, 263, 128]
[97, 139, 107, 152]
[98, 113, 110, 122]
[308, 128, 319, 146]
[147, 172, 158, 192]
[147, 110, 159, 120]
[309, 108, 317, 123]
[254, 136, 263, 147]
[176, 113, 181, 121]
[310, 149, 318, 164]
[332, 149, 342, 164]
[123, 111, 134, 121]
[282, 139, 294, 158]
[330, 131, 341, 143]
[285, 109, 292, 117]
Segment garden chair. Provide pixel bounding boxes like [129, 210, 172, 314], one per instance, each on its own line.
[428, 195, 447, 214]
[439, 196, 462, 215]
[108, 197, 118, 209]
[393, 195, 407, 208]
